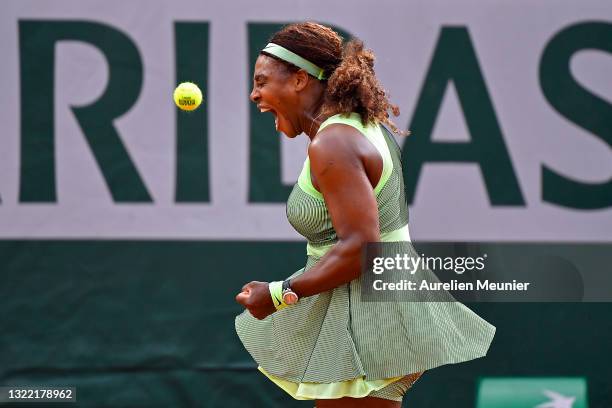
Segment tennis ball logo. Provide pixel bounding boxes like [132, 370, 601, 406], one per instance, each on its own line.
[173, 82, 202, 111]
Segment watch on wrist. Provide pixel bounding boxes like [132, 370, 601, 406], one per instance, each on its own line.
[282, 279, 299, 305]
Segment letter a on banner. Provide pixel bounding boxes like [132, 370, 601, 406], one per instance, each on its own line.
[403, 27, 525, 206]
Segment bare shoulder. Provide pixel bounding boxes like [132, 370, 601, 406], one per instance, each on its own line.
[308, 123, 364, 168]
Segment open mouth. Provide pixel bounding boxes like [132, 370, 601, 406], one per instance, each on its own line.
[259, 106, 279, 131]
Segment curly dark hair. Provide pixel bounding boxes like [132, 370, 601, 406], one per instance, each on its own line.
[262, 22, 406, 135]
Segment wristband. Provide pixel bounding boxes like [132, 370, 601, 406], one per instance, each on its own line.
[269, 281, 288, 311]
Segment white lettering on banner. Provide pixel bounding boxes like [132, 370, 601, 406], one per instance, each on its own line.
[0, 0, 610, 240]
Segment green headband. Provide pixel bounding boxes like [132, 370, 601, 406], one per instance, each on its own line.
[262, 43, 327, 80]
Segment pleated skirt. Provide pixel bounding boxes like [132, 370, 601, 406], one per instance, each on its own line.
[235, 254, 496, 386]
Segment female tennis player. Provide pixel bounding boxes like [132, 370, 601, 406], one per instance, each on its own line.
[235, 22, 496, 407]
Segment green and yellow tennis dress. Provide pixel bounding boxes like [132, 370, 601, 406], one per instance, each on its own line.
[235, 113, 496, 401]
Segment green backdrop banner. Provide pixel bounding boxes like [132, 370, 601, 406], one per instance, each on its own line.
[1, 241, 610, 406]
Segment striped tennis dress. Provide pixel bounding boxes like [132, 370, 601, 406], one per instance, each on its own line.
[235, 113, 496, 400]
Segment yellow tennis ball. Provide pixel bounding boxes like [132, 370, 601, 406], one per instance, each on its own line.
[173, 82, 202, 111]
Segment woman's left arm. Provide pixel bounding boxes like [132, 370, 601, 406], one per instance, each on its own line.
[290, 125, 381, 297]
[236, 125, 380, 318]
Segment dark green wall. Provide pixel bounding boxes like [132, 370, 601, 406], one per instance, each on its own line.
[0, 241, 610, 407]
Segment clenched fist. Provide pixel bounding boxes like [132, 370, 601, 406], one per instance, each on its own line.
[235, 281, 276, 320]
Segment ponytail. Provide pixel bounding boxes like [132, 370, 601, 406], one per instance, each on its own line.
[323, 39, 405, 135]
